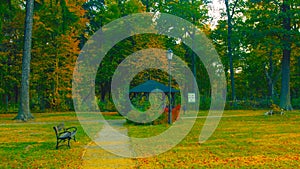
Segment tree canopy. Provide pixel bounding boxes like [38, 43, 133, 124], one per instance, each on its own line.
[0, 0, 299, 115]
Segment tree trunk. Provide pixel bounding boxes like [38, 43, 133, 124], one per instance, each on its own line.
[280, 49, 292, 110]
[14, 0, 34, 121]
[279, 1, 293, 110]
[265, 50, 281, 100]
[54, 54, 60, 109]
[14, 86, 18, 103]
[267, 50, 274, 98]
[5, 94, 8, 112]
[225, 0, 236, 102]
[100, 83, 107, 102]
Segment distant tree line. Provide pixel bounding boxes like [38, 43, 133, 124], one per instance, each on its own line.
[0, 0, 299, 114]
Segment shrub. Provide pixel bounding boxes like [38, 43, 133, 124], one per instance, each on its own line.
[270, 103, 282, 112]
[292, 98, 300, 109]
[126, 104, 181, 125]
[97, 99, 117, 112]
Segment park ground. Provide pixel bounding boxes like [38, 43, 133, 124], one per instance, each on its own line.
[0, 110, 300, 168]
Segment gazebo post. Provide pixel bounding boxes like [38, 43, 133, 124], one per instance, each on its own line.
[171, 92, 175, 108]
[166, 49, 173, 124]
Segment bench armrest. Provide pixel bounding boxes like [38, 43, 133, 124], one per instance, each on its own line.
[65, 126, 77, 133]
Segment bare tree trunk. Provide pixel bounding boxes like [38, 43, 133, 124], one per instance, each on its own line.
[279, 1, 293, 110]
[14, 0, 34, 121]
[225, 0, 237, 102]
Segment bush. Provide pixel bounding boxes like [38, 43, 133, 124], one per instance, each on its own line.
[292, 98, 300, 109]
[0, 103, 18, 114]
[270, 103, 282, 112]
[200, 96, 211, 110]
[97, 99, 117, 112]
[126, 104, 181, 125]
[224, 98, 282, 110]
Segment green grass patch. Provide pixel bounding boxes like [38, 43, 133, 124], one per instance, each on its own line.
[0, 112, 108, 169]
[127, 110, 300, 168]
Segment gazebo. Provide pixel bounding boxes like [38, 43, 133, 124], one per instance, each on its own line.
[129, 80, 179, 107]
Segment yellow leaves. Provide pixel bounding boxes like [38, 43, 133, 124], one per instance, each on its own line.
[67, 4, 86, 18]
[33, 15, 40, 20]
[45, 27, 54, 32]
[137, 153, 300, 168]
[35, 0, 43, 4]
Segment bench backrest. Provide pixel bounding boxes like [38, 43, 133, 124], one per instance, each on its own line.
[53, 123, 65, 137]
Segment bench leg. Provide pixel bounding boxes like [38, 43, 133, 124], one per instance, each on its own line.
[56, 140, 59, 149]
[68, 139, 71, 148]
[73, 135, 76, 142]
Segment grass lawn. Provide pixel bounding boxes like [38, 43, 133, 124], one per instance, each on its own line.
[1, 110, 299, 168]
[0, 112, 122, 169]
[128, 110, 300, 168]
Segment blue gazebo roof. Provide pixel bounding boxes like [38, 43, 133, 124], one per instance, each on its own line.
[130, 80, 179, 93]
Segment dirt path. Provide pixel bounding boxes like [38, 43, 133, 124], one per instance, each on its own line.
[82, 120, 136, 169]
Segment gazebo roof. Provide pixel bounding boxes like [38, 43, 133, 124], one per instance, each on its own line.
[130, 80, 179, 93]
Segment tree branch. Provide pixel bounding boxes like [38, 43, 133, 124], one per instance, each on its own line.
[230, 0, 239, 19]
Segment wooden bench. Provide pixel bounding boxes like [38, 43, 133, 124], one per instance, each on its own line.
[53, 123, 77, 149]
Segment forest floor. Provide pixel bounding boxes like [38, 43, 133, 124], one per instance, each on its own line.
[0, 110, 299, 168]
